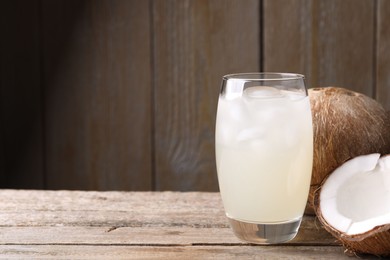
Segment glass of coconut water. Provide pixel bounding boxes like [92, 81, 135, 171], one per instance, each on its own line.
[215, 73, 313, 244]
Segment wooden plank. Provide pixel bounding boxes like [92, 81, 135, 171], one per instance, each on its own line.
[0, 227, 242, 245]
[42, 0, 152, 190]
[0, 191, 336, 245]
[264, 0, 375, 95]
[0, 225, 337, 246]
[0, 191, 227, 227]
[0, 191, 347, 258]
[317, 0, 375, 96]
[263, 0, 317, 88]
[376, 0, 390, 110]
[0, 0, 44, 188]
[0, 245, 353, 259]
[152, 0, 260, 191]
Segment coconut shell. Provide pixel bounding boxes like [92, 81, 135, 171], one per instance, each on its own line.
[306, 87, 390, 214]
[314, 171, 390, 257]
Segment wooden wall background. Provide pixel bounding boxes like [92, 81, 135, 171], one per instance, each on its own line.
[1, 0, 389, 191]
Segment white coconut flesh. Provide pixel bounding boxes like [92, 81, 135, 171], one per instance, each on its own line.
[320, 153, 390, 236]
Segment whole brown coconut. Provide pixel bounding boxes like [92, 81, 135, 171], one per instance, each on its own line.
[306, 87, 390, 214]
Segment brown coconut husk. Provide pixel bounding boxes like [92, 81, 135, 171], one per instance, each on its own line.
[306, 87, 390, 215]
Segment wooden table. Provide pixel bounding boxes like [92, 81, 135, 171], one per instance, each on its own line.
[0, 190, 372, 259]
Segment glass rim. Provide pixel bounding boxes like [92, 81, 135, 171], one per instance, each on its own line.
[222, 72, 305, 81]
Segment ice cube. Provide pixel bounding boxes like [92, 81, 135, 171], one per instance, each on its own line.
[237, 127, 266, 142]
[216, 125, 237, 145]
[218, 97, 249, 122]
[274, 120, 302, 151]
[216, 98, 249, 145]
[243, 86, 284, 99]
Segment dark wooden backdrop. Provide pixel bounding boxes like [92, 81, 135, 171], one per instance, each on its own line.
[1, 0, 389, 191]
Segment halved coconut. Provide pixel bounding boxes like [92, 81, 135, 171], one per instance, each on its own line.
[315, 153, 390, 256]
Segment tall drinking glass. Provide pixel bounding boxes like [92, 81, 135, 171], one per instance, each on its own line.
[215, 73, 313, 244]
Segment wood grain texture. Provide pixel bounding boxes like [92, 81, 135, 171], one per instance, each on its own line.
[317, 0, 375, 96]
[0, 245, 354, 259]
[0, 0, 44, 188]
[0, 191, 336, 245]
[0, 225, 337, 246]
[376, 0, 390, 110]
[264, 0, 375, 95]
[2, 0, 387, 192]
[0, 190, 350, 259]
[0, 191, 227, 227]
[42, 0, 152, 190]
[0, 190, 338, 245]
[152, 0, 260, 191]
[263, 0, 317, 88]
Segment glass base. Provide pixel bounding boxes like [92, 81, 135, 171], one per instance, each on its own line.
[228, 216, 302, 244]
